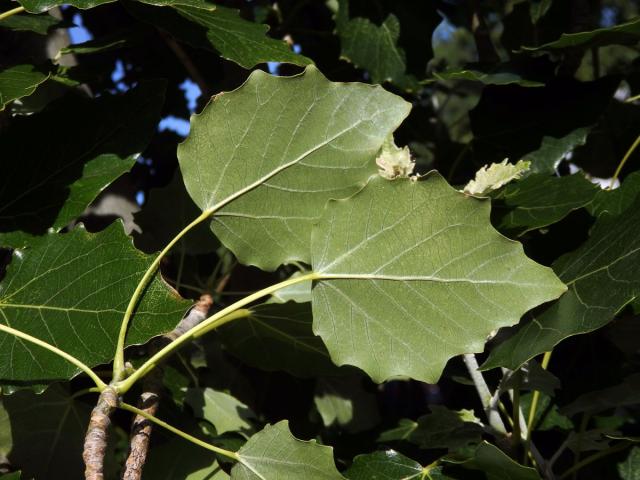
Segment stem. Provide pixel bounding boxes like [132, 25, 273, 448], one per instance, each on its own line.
[525, 351, 552, 465]
[0, 6, 25, 21]
[84, 387, 118, 480]
[625, 94, 640, 103]
[118, 402, 239, 461]
[117, 272, 318, 393]
[559, 442, 631, 480]
[570, 413, 591, 480]
[113, 209, 212, 381]
[610, 134, 640, 189]
[0, 323, 107, 390]
[463, 353, 507, 435]
[512, 373, 521, 446]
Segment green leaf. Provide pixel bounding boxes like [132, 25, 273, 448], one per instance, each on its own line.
[314, 375, 380, 433]
[0, 222, 189, 389]
[0, 472, 21, 480]
[218, 302, 342, 377]
[379, 405, 482, 450]
[0, 12, 62, 34]
[522, 17, 640, 52]
[588, 171, 640, 218]
[335, 0, 417, 90]
[0, 64, 49, 111]
[231, 420, 344, 479]
[0, 80, 166, 241]
[566, 429, 616, 453]
[345, 450, 426, 480]
[520, 392, 573, 431]
[145, 440, 229, 479]
[134, 170, 218, 254]
[449, 442, 541, 480]
[268, 271, 312, 304]
[143, 437, 229, 479]
[529, 0, 552, 25]
[500, 360, 560, 396]
[18, 0, 215, 14]
[0, 385, 114, 479]
[483, 195, 640, 371]
[524, 128, 591, 175]
[618, 447, 640, 480]
[178, 65, 410, 270]
[432, 69, 544, 87]
[562, 374, 640, 416]
[493, 173, 600, 234]
[185, 387, 256, 435]
[311, 174, 566, 383]
[464, 159, 530, 196]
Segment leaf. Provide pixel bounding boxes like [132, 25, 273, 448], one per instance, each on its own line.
[618, 447, 640, 480]
[185, 387, 256, 435]
[529, 0, 552, 25]
[566, 429, 616, 453]
[500, 360, 560, 397]
[0, 64, 49, 111]
[268, 271, 312, 304]
[588, 171, 640, 218]
[522, 17, 640, 52]
[143, 437, 229, 479]
[482, 195, 640, 371]
[464, 159, 530, 196]
[0, 12, 62, 34]
[520, 392, 573, 431]
[0, 222, 189, 389]
[433, 69, 544, 87]
[178, 65, 410, 271]
[0, 80, 166, 241]
[134, 170, 218, 254]
[562, 374, 640, 416]
[314, 375, 380, 433]
[311, 174, 566, 383]
[383, 405, 483, 451]
[492, 173, 600, 233]
[524, 128, 591, 175]
[218, 302, 342, 377]
[448, 442, 541, 480]
[17, 0, 215, 14]
[231, 420, 344, 480]
[0, 384, 114, 479]
[345, 450, 426, 480]
[335, 0, 417, 90]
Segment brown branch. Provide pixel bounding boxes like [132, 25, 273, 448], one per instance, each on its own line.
[120, 293, 213, 480]
[83, 387, 118, 480]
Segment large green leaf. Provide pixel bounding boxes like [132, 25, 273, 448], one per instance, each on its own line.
[0, 64, 49, 111]
[310, 174, 566, 383]
[335, 0, 417, 90]
[562, 374, 640, 416]
[231, 421, 344, 479]
[185, 387, 256, 435]
[0, 12, 63, 34]
[17, 0, 215, 14]
[178, 65, 410, 271]
[588, 171, 640, 218]
[524, 128, 591, 175]
[522, 17, 640, 52]
[0, 222, 189, 388]
[448, 442, 541, 480]
[493, 173, 600, 234]
[0, 385, 114, 479]
[218, 302, 342, 377]
[0, 80, 165, 241]
[483, 195, 640, 371]
[345, 450, 430, 480]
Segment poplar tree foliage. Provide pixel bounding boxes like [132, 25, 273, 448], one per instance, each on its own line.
[1, 1, 640, 479]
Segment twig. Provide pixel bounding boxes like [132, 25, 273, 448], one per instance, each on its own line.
[120, 294, 213, 480]
[463, 353, 507, 435]
[83, 388, 118, 480]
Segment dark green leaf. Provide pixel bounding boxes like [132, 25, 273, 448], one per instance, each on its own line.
[449, 442, 541, 480]
[588, 171, 640, 218]
[618, 446, 640, 480]
[566, 429, 616, 453]
[178, 65, 410, 270]
[335, 0, 417, 90]
[493, 173, 600, 234]
[500, 360, 560, 396]
[231, 420, 344, 479]
[345, 450, 425, 480]
[0, 12, 61, 34]
[0, 222, 189, 389]
[143, 437, 229, 479]
[0, 64, 49, 111]
[218, 302, 342, 377]
[378, 419, 418, 443]
[185, 387, 256, 435]
[18, 0, 215, 14]
[483, 195, 640, 371]
[524, 128, 591, 175]
[0, 80, 166, 240]
[432, 69, 544, 87]
[562, 374, 640, 416]
[522, 17, 640, 52]
[521, 392, 573, 431]
[311, 174, 566, 383]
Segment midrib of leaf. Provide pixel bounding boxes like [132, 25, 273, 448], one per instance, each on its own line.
[564, 246, 640, 286]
